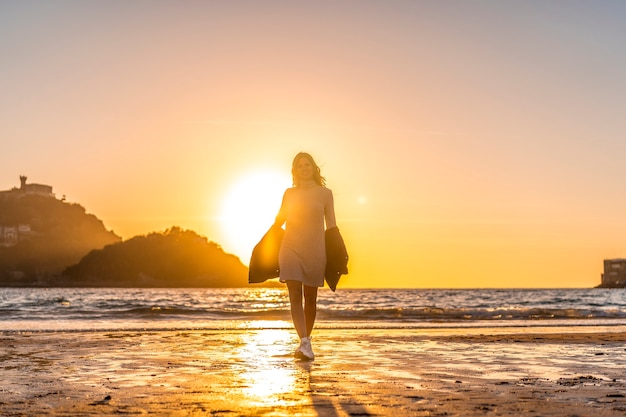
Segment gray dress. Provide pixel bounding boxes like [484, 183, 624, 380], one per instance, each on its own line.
[276, 184, 336, 287]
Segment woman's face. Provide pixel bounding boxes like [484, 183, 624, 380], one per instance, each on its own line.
[295, 157, 314, 182]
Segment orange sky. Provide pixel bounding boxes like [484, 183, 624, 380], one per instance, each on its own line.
[2, 1, 626, 288]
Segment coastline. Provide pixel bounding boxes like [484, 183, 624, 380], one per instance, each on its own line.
[2, 326, 626, 416]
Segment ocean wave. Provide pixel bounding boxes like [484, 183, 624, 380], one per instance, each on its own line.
[2, 288, 626, 326]
[318, 307, 626, 321]
[86, 306, 626, 322]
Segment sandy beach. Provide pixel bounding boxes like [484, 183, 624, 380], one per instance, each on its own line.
[1, 326, 626, 416]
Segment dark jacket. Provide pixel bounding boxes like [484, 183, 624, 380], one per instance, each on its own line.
[248, 225, 284, 284]
[324, 226, 349, 292]
[248, 226, 348, 291]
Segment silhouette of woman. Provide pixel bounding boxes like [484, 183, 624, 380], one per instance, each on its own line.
[273, 152, 337, 360]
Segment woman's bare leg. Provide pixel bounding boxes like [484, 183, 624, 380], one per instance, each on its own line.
[303, 285, 318, 337]
[286, 281, 306, 339]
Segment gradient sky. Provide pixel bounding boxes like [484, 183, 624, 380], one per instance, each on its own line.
[2, 1, 626, 288]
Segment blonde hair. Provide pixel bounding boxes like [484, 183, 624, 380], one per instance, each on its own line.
[291, 152, 326, 187]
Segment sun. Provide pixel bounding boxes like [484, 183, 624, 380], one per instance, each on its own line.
[219, 171, 291, 262]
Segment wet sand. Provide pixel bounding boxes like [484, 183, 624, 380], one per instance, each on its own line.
[1, 326, 626, 416]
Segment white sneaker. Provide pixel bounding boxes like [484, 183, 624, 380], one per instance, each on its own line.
[295, 337, 314, 360]
[294, 341, 303, 357]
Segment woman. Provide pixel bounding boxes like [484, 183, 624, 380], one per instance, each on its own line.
[273, 152, 337, 360]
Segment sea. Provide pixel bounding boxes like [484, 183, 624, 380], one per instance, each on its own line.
[2, 287, 626, 333]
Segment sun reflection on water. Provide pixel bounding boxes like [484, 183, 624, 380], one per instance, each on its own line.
[242, 367, 296, 400]
[244, 288, 289, 310]
[237, 329, 311, 406]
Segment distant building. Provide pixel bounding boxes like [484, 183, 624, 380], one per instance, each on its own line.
[0, 224, 32, 247]
[19, 175, 54, 197]
[0, 226, 18, 247]
[0, 176, 55, 199]
[600, 259, 626, 288]
[0, 176, 51, 247]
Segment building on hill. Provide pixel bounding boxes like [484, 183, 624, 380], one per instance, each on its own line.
[19, 176, 54, 197]
[600, 259, 626, 288]
[0, 176, 55, 199]
[0, 225, 18, 247]
[0, 176, 52, 247]
[0, 225, 32, 247]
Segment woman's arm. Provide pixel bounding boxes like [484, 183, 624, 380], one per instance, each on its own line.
[324, 188, 337, 229]
[273, 189, 289, 228]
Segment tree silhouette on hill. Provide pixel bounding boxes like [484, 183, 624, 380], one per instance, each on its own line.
[62, 227, 249, 287]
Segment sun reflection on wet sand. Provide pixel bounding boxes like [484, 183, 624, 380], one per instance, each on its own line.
[3, 329, 626, 416]
[236, 329, 313, 408]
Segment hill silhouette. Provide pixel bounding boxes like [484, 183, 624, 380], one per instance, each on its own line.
[62, 227, 250, 287]
[0, 194, 121, 285]
[0, 184, 263, 288]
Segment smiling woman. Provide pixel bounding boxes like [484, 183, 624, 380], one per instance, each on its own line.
[219, 171, 292, 263]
